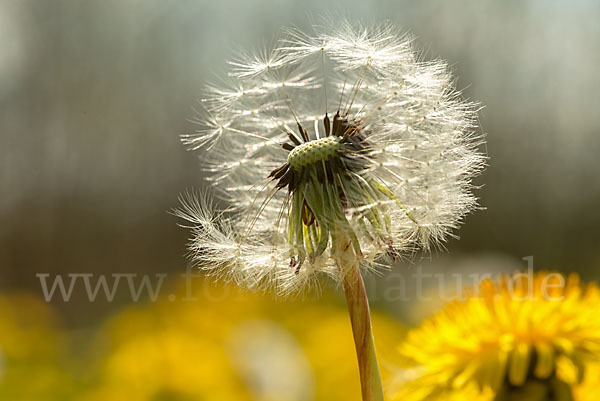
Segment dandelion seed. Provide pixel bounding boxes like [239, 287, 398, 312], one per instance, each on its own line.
[179, 21, 484, 297]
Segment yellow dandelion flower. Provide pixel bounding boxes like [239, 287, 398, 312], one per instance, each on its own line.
[0, 293, 75, 400]
[573, 362, 600, 401]
[84, 277, 405, 401]
[391, 272, 600, 401]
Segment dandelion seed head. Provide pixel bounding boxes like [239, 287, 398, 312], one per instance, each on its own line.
[179, 21, 485, 297]
[287, 135, 342, 169]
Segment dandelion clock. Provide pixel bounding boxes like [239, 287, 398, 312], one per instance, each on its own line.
[177, 21, 485, 401]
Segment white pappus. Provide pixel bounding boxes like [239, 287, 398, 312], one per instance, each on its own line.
[177, 20, 486, 297]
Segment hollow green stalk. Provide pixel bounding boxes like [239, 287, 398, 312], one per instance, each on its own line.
[334, 234, 385, 401]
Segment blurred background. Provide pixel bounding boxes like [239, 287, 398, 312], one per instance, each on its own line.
[1, 0, 599, 399]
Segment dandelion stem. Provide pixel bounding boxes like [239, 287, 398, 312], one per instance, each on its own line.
[335, 235, 385, 401]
